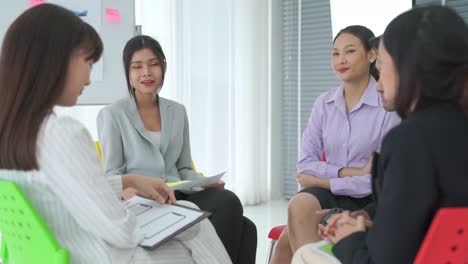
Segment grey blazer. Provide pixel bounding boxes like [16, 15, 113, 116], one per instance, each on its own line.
[97, 96, 203, 183]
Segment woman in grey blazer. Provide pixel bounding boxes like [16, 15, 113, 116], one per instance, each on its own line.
[97, 35, 257, 264]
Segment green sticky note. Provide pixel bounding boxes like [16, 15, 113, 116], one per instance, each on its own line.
[319, 242, 335, 256]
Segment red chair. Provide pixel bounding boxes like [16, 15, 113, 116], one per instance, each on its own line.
[270, 208, 468, 263]
[414, 207, 468, 264]
[266, 225, 287, 262]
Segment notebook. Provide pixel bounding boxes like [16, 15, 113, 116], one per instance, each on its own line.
[123, 196, 211, 248]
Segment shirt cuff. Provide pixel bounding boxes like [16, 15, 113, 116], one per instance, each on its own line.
[326, 163, 341, 178]
[107, 175, 123, 197]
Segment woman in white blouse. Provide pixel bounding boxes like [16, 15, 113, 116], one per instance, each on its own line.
[0, 4, 231, 264]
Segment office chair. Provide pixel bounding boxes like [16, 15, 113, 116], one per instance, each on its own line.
[414, 207, 468, 264]
[0, 180, 69, 264]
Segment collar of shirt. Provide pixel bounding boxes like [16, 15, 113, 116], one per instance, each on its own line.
[325, 77, 379, 112]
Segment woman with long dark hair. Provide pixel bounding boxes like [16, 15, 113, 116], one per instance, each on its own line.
[295, 5, 468, 264]
[0, 4, 231, 263]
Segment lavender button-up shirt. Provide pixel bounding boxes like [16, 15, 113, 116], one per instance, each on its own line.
[297, 78, 400, 198]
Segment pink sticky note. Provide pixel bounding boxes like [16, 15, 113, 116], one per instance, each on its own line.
[29, 0, 45, 7]
[105, 8, 121, 23]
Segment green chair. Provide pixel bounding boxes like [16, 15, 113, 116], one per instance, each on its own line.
[0, 180, 69, 264]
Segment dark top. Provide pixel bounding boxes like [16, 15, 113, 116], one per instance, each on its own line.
[333, 103, 468, 264]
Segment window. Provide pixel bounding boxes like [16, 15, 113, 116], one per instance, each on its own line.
[281, 0, 411, 198]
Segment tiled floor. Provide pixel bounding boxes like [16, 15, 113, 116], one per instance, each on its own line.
[244, 199, 289, 264]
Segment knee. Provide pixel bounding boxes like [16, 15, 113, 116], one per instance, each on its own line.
[288, 193, 321, 216]
[277, 228, 289, 246]
[243, 216, 257, 237]
[222, 189, 242, 205]
[212, 189, 243, 212]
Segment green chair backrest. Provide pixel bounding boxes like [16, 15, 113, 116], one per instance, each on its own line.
[0, 180, 69, 264]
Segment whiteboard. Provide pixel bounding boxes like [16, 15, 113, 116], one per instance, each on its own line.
[0, 0, 135, 105]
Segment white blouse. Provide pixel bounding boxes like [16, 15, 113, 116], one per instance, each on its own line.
[147, 130, 161, 149]
[0, 114, 231, 264]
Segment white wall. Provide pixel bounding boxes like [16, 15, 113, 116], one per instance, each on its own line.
[54, 106, 105, 140]
[330, 0, 412, 37]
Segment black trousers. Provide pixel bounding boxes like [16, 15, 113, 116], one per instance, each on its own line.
[175, 189, 257, 264]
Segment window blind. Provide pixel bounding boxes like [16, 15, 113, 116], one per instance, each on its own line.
[282, 0, 338, 198]
[447, 0, 468, 24]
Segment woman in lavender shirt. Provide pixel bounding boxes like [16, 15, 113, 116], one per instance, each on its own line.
[270, 26, 400, 264]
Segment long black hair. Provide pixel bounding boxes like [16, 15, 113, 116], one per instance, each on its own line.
[0, 4, 102, 170]
[383, 5, 468, 118]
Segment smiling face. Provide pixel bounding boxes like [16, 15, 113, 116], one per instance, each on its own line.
[332, 33, 375, 83]
[129, 48, 163, 97]
[376, 39, 398, 111]
[57, 49, 92, 106]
